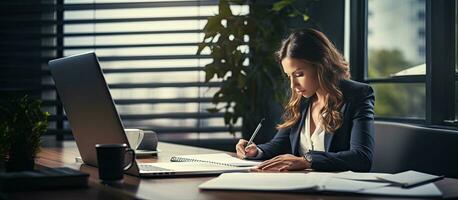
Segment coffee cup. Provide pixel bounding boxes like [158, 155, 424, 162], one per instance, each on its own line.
[95, 143, 135, 183]
[137, 130, 158, 151]
[124, 129, 144, 150]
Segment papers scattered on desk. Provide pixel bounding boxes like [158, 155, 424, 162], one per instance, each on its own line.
[320, 177, 390, 193]
[199, 171, 443, 197]
[199, 172, 389, 192]
[333, 171, 389, 181]
[199, 173, 318, 192]
[376, 170, 444, 188]
[360, 183, 442, 197]
[170, 153, 261, 167]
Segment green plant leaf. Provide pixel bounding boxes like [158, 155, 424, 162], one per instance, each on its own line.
[204, 63, 217, 82]
[223, 112, 232, 124]
[303, 14, 310, 22]
[196, 43, 208, 55]
[288, 10, 301, 17]
[272, 0, 295, 12]
[219, 0, 233, 17]
[203, 16, 223, 34]
[228, 0, 245, 5]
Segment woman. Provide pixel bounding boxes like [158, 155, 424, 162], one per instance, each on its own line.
[236, 28, 375, 172]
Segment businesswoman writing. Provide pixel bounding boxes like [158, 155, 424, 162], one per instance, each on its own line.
[236, 28, 375, 172]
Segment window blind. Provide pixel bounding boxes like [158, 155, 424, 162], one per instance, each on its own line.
[1, 0, 248, 142]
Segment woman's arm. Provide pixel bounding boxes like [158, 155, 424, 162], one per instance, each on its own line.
[309, 85, 375, 172]
[256, 128, 292, 159]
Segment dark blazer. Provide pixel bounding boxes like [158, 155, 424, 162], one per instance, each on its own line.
[257, 79, 375, 172]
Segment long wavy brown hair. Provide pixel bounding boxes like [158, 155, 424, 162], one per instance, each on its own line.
[276, 28, 350, 132]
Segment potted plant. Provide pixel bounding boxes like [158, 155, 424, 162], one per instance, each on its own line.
[197, 0, 314, 141]
[0, 95, 49, 172]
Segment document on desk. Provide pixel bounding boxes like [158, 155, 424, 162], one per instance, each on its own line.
[359, 183, 442, 197]
[199, 172, 443, 197]
[199, 172, 387, 192]
[199, 173, 319, 192]
[332, 171, 390, 181]
[170, 153, 261, 167]
[376, 170, 444, 188]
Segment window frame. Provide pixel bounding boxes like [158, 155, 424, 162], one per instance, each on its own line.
[349, 0, 457, 128]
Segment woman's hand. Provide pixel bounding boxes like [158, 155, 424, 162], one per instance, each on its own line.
[255, 154, 310, 171]
[236, 139, 258, 159]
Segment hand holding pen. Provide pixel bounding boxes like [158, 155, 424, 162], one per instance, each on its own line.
[235, 118, 265, 159]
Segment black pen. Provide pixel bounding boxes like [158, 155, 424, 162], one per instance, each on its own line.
[246, 118, 265, 146]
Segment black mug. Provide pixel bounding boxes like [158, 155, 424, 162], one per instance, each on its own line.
[95, 143, 135, 183]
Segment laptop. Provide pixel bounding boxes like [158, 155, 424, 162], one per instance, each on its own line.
[48, 52, 251, 177]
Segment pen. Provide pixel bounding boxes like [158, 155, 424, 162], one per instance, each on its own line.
[246, 118, 265, 146]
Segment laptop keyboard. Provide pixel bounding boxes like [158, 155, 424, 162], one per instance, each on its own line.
[138, 164, 170, 172]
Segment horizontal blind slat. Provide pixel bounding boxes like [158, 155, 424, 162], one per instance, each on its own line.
[49, 112, 226, 121]
[45, 126, 241, 135]
[42, 97, 213, 106]
[0, 29, 204, 38]
[1, 16, 211, 25]
[1, 1, 220, 11]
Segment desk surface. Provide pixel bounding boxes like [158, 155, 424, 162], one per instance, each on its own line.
[5, 141, 458, 200]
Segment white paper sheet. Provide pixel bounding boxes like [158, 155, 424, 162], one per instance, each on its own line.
[171, 153, 261, 167]
[199, 171, 443, 197]
[333, 171, 390, 181]
[359, 183, 442, 197]
[199, 172, 319, 191]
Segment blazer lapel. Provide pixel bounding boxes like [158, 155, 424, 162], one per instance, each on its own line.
[290, 99, 309, 156]
[324, 132, 333, 152]
[324, 102, 348, 152]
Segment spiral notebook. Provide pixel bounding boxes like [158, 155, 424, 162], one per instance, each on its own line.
[170, 153, 261, 167]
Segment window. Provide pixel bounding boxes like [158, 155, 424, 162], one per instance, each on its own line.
[350, 0, 456, 126]
[367, 0, 426, 119]
[0, 2, 57, 108]
[55, 0, 249, 141]
[33, 0, 249, 142]
[371, 83, 424, 118]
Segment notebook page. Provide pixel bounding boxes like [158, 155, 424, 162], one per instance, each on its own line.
[170, 153, 261, 167]
[140, 162, 251, 173]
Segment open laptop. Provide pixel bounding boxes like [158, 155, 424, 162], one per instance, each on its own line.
[48, 52, 251, 177]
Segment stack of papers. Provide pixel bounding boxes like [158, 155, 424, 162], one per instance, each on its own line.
[199, 170, 443, 197]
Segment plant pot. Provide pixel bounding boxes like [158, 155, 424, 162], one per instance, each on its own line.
[5, 158, 35, 172]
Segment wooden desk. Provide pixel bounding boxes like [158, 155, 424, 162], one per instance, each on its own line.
[4, 141, 458, 200]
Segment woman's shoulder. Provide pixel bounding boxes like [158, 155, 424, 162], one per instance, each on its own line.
[339, 79, 374, 101]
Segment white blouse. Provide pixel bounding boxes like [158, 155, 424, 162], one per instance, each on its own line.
[298, 106, 325, 155]
[251, 105, 326, 159]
